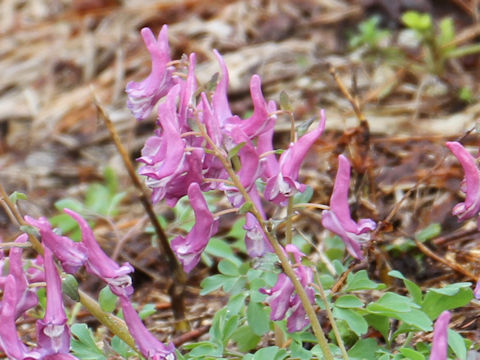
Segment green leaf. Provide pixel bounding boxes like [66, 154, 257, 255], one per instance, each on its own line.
[200, 274, 230, 295]
[9, 191, 27, 203]
[62, 274, 80, 302]
[293, 185, 314, 205]
[228, 142, 247, 160]
[71, 323, 106, 360]
[438, 18, 455, 47]
[232, 325, 261, 352]
[238, 201, 253, 215]
[85, 183, 111, 215]
[185, 341, 222, 358]
[279, 91, 293, 112]
[99, 286, 118, 313]
[247, 301, 270, 336]
[210, 308, 227, 345]
[345, 270, 383, 291]
[348, 338, 381, 360]
[448, 329, 467, 360]
[333, 308, 368, 336]
[289, 341, 311, 360]
[218, 259, 239, 277]
[227, 293, 247, 315]
[399, 347, 425, 360]
[415, 223, 441, 243]
[388, 270, 423, 304]
[401, 11, 432, 33]
[205, 238, 242, 267]
[335, 295, 364, 308]
[365, 314, 390, 342]
[138, 303, 156, 320]
[253, 346, 282, 360]
[111, 335, 136, 358]
[422, 284, 473, 319]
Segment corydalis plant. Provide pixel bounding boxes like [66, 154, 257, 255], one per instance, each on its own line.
[128, 25, 329, 263]
[23, 211, 176, 359]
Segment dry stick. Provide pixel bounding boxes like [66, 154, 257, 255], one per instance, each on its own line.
[0, 182, 137, 350]
[195, 121, 334, 360]
[92, 95, 188, 329]
[414, 238, 478, 282]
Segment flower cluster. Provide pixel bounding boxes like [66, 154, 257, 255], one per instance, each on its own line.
[446, 141, 480, 299]
[0, 210, 176, 360]
[260, 244, 315, 332]
[127, 25, 329, 266]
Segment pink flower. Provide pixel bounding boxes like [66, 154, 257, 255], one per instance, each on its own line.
[6, 234, 38, 319]
[126, 26, 176, 121]
[430, 311, 451, 360]
[119, 296, 176, 360]
[36, 247, 71, 356]
[446, 141, 480, 225]
[264, 111, 326, 206]
[0, 275, 41, 359]
[171, 183, 219, 272]
[64, 209, 134, 297]
[321, 155, 376, 260]
[260, 244, 314, 332]
[24, 216, 87, 274]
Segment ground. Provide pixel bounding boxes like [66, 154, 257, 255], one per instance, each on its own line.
[1, 0, 479, 356]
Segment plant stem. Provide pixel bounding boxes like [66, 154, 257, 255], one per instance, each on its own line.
[93, 93, 189, 331]
[196, 123, 334, 360]
[313, 272, 349, 360]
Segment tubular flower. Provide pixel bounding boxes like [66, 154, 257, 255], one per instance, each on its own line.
[36, 247, 71, 356]
[264, 110, 326, 206]
[7, 233, 38, 319]
[138, 85, 187, 204]
[120, 296, 176, 360]
[126, 26, 176, 121]
[64, 209, 134, 297]
[321, 155, 376, 260]
[430, 311, 451, 360]
[0, 275, 40, 359]
[259, 245, 315, 332]
[171, 183, 219, 272]
[24, 216, 87, 274]
[446, 141, 480, 225]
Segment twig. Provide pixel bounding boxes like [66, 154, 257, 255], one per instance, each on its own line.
[92, 92, 189, 330]
[414, 238, 478, 282]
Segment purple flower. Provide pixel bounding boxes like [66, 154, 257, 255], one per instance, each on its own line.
[64, 209, 134, 297]
[171, 183, 219, 272]
[244, 213, 272, 257]
[7, 233, 38, 319]
[36, 247, 71, 356]
[0, 275, 40, 359]
[264, 111, 326, 206]
[138, 85, 187, 204]
[446, 141, 480, 225]
[24, 216, 87, 274]
[430, 311, 451, 360]
[321, 155, 376, 260]
[126, 26, 176, 121]
[119, 296, 176, 360]
[259, 244, 314, 332]
[475, 279, 480, 300]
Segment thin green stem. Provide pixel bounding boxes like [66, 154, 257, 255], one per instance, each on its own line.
[195, 121, 334, 360]
[313, 272, 349, 360]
